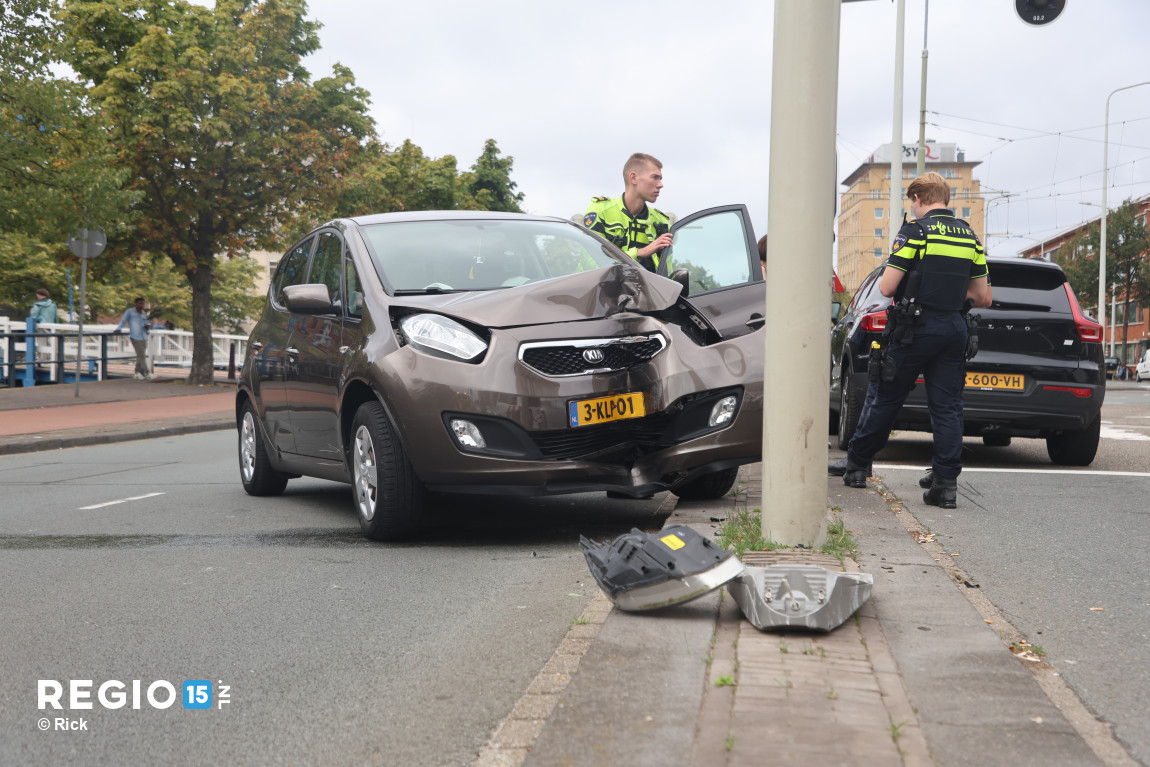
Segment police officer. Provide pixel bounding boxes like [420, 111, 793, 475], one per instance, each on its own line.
[584, 153, 673, 275]
[841, 172, 990, 509]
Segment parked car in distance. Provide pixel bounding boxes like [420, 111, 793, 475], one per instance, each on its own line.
[237, 208, 766, 540]
[1136, 350, 1150, 382]
[830, 256, 1105, 465]
[1104, 357, 1121, 379]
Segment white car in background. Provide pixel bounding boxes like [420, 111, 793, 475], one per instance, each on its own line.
[1136, 350, 1150, 382]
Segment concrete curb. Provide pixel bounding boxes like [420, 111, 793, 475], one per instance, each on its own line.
[0, 415, 234, 456]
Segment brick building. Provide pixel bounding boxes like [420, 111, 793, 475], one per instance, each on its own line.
[1019, 193, 1150, 365]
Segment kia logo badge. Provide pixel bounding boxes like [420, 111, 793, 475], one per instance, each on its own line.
[583, 348, 605, 365]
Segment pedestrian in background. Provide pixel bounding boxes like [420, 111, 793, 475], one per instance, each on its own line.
[115, 296, 155, 380]
[757, 234, 767, 278]
[840, 172, 990, 509]
[584, 153, 674, 275]
[29, 288, 59, 325]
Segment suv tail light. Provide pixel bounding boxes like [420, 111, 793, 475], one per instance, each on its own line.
[1063, 283, 1103, 343]
[859, 310, 887, 332]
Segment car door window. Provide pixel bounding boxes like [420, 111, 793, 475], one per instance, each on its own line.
[345, 254, 363, 320]
[309, 232, 344, 310]
[275, 237, 315, 307]
[670, 209, 754, 292]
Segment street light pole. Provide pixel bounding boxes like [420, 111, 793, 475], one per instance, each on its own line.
[916, 0, 929, 177]
[889, 0, 906, 229]
[1100, 81, 1150, 353]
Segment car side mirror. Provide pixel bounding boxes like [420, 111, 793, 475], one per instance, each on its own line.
[669, 268, 690, 297]
[283, 283, 336, 314]
[831, 301, 842, 324]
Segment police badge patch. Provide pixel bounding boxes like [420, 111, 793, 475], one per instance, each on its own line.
[891, 234, 907, 253]
[584, 212, 598, 228]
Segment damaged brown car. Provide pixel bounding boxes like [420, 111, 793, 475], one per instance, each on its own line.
[237, 207, 765, 540]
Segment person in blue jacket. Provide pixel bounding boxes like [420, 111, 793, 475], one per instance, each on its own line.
[115, 297, 155, 380]
[29, 288, 59, 324]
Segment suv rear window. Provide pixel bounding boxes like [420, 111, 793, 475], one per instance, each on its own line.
[989, 265, 1070, 313]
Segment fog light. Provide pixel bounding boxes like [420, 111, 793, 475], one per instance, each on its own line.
[450, 419, 486, 449]
[709, 396, 738, 427]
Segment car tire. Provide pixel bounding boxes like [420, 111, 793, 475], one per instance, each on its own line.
[836, 369, 865, 451]
[350, 400, 425, 541]
[982, 434, 1012, 447]
[1045, 414, 1101, 466]
[674, 467, 739, 501]
[238, 402, 289, 496]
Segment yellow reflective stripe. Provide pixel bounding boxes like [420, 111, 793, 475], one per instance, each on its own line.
[930, 242, 981, 259]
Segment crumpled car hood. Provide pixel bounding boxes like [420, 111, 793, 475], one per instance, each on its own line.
[390, 263, 686, 328]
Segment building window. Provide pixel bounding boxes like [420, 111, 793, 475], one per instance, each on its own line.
[268, 260, 279, 278]
[874, 208, 883, 219]
[874, 247, 883, 258]
[875, 228, 883, 238]
[962, 207, 971, 218]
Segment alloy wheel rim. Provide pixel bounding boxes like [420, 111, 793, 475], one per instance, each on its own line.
[241, 412, 257, 482]
[353, 425, 378, 521]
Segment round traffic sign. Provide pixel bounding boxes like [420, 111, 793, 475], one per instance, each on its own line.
[68, 228, 107, 259]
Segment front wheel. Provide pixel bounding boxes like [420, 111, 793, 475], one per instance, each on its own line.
[673, 467, 739, 501]
[238, 402, 289, 496]
[350, 401, 425, 541]
[1046, 414, 1100, 466]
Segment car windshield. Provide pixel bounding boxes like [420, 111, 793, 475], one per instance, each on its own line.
[359, 219, 623, 292]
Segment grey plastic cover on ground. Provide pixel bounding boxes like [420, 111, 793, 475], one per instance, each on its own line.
[726, 564, 874, 632]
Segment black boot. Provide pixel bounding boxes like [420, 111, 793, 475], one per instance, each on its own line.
[842, 457, 869, 489]
[918, 469, 933, 489]
[830, 457, 872, 477]
[923, 476, 958, 509]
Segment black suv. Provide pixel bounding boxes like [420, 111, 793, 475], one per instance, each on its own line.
[830, 257, 1105, 465]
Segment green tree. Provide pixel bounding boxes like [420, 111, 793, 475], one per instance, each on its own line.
[1056, 199, 1150, 362]
[60, 0, 374, 383]
[459, 138, 524, 212]
[317, 137, 525, 222]
[0, 0, 135, 309]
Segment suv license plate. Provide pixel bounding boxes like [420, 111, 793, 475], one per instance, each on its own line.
[569, 393, 646, 427]
[966, 372, 1025, 391]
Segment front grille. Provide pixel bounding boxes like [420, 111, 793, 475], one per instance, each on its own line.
[529, 413, 675, 459]
[519, 335, 666, 377]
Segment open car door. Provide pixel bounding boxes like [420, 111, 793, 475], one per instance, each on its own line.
[668, 204, 765, 340]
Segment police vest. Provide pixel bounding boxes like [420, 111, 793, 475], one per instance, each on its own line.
[888, 210, 987, 312]
[583, 194, 672, 275]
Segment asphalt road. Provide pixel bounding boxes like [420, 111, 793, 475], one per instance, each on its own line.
[865, 381, 1150, 766]
[0, 432, 669, 766]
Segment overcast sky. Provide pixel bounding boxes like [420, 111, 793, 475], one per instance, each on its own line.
[298, 0, 1150, 262]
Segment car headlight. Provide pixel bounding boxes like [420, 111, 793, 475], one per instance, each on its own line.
[400, 313, 487, 361]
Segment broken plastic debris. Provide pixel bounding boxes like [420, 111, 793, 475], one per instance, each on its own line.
[580, 526, 744, 611]
[726, 565, 873, 632]
[913, 531, 936, 543]
[1010, 642, 1042, 663]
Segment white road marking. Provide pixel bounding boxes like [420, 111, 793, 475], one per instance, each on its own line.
[1100, 425, 1150, 441]
[876, 464, 1150, 479]
[79, 492, 166, 510]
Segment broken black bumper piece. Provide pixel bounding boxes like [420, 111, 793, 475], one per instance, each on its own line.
[580, 525, 745, 611]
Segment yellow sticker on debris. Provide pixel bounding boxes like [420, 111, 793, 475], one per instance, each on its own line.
[660, 534, 686, 551]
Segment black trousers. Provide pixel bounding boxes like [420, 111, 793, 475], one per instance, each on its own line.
[847, 313, 967, 479]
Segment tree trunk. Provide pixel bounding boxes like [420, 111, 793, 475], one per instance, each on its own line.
[188, 264, 215, 385]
